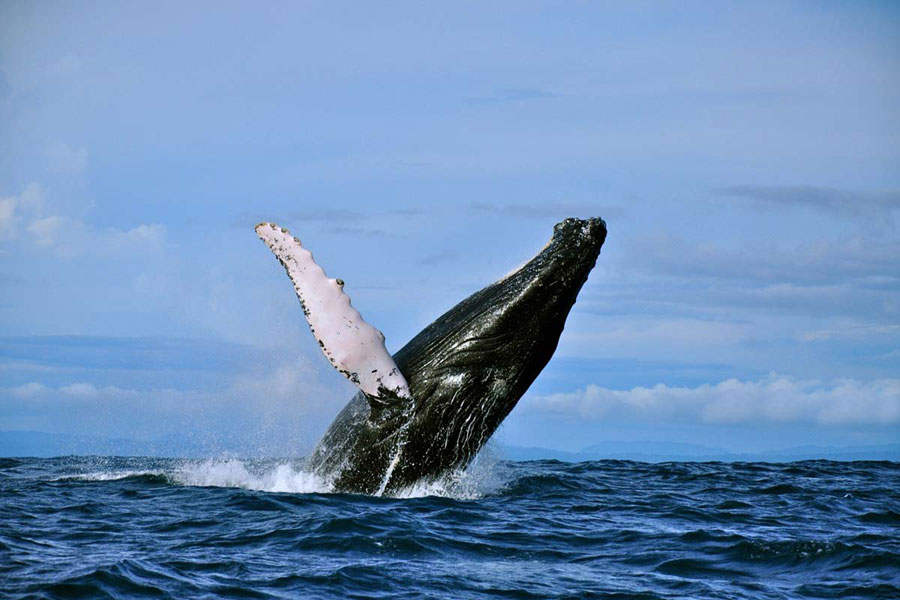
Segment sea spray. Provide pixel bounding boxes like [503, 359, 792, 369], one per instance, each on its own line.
[174, 458, 332, 494]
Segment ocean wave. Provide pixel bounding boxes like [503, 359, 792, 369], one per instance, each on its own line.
[2, 458, 898, 600]
[51, 470, 172, 484]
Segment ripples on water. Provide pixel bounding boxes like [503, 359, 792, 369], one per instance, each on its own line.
[1, 457, 898, 599]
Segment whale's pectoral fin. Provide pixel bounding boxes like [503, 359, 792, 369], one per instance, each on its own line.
[255, 222, 412, 402]
[364, 387, 409, 421]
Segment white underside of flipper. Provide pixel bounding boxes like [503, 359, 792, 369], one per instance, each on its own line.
[256, 222, 411, 401]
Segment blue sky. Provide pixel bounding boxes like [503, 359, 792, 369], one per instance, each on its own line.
[1, 1, 898, 456]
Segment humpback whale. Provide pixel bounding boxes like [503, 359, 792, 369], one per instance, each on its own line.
[256, 217, 606, 495]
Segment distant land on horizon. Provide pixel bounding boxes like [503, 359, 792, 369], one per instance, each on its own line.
[2, 431, 898, 463]
[500, 441, 900, 463]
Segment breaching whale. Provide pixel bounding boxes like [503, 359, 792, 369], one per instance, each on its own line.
[256, 217, 607, 495]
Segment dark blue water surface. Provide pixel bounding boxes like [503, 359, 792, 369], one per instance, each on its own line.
[1, 457, 898, 599]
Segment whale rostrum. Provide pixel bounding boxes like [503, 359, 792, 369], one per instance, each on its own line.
[256, 217, 607, 494]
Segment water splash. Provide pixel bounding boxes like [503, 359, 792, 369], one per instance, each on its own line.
[175, 452, 508, 499]
[46, 450, 510, 500]
[173, 459, 333, 494]
[170, 456, 508, 500]
[392, 446, 508, 500]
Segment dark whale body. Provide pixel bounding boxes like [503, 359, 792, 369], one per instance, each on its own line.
[309, 218, 607, 494]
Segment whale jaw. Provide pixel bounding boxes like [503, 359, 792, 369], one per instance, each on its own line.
[311, 217, 607, 494]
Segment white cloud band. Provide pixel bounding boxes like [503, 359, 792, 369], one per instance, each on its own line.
[523, 374, 900, 426]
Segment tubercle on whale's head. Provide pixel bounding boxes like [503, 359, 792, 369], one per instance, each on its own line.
[516, 216, 607, 301]
[552, 216, 607, 243]
[547, 217, 607, 265]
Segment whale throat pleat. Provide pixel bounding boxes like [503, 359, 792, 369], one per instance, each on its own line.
[255, 222, 411, 401]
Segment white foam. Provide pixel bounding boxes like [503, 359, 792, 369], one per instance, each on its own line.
[392, 450, 507, 500]
[51, 451, 509, 500]
[173, 459, 333, 494]
[170, 454, 509, 499]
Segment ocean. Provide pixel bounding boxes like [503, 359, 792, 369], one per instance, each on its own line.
[1, 456, 898, 599]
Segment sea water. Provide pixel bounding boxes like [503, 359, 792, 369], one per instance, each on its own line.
[1, 456, 898, 599]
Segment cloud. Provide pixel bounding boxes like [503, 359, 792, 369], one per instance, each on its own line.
[286, 208, 425, 223]
[626, 233, 900, 287]
[26, 215, 74, 247]
[0, 183, 166, 256]
[714, 185, 900, 219]
[470, 202, 622, 220]
[230, 208, 424, 238]
[111, 223, 166, 246]
[20, 216, 166, 256]
[521, 374, 900, 426]
[10, 382, 49, 397]
[418, 251, 457, 267]
[9, 381, 134, 401]
[0, 353, 349, 454]
[287, 208, 425, 238]
[600, 231, 900, 332]
[59, 382, 124, 397]
[0, 198, 15, 240]
[0, 184, 44, 241]
[801, 324, 900, 342]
